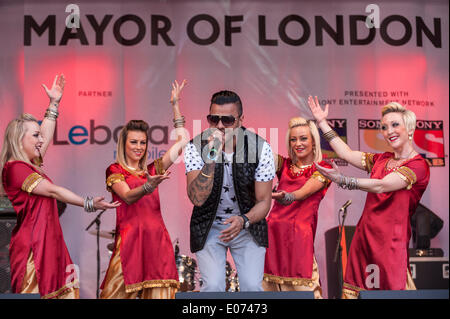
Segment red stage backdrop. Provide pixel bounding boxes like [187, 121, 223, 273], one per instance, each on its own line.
[0, 0, 448, 298]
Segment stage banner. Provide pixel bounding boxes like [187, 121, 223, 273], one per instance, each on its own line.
[0, 0, 448, 298]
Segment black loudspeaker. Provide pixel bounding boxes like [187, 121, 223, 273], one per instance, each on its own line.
[411, 203, 444, 249]
[358, 289, 449, 299]
[175, 291, 314, 299]
[0, 213, 16, 294]
[325, 226, 356, 299]
[0, 196, 16, 294]
[409, 257, 449, 289]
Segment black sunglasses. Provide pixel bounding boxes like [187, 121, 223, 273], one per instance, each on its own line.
[206, 114, 237, 127]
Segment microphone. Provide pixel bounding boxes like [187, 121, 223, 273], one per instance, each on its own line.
[339, 199, 352, 212]
[205, 137, 222, 161]
[212, 137, 222, 150]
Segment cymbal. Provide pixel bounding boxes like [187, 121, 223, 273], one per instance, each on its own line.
[88, 229, 115, 239]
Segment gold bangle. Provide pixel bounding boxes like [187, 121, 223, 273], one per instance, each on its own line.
[201, 171, 212, 178]
[323, 129, 339, 142]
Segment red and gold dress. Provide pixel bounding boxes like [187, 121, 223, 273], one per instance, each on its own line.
[263, 157, 331, 298]
[342, 152, 430, 298]
[1, 161, 78, 299]
[100, 160, 179, 299]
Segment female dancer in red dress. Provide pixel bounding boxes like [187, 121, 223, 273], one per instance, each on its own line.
[100, 80, 188, 299]
[0, 75, 119, 298]
[263, 117, 331, 299]
[308, 97, 430, 298]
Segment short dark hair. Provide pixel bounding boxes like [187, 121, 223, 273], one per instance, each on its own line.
[210, 90, 242, 117]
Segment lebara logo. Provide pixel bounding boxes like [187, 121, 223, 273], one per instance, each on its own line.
[51, 120, 169, 160]
[320, 119, 348, 166]
[358, 119, 445, 167]
[52, 120, 168, 145]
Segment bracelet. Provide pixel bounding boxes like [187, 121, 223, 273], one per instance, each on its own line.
[84, 196, 96, 213]
[173, 116, 186, 128]
[338, 175, 359, 190]
[44, 108, 59, 121]
[142, 182, 155, 194]
[280, 192, 295, 205]
[323, 129, 339, 142]
[201, 171, 212, 178]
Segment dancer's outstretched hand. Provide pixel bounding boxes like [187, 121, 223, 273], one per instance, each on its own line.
[307, 95, 329, 125]
[146, 170, 171, 189]
[170, 79, 187, 105]
[93, 197, 121, 210]
[272, 190, 287, 200]
[315, 160, 341, 184]
[42, 74, 66, 104]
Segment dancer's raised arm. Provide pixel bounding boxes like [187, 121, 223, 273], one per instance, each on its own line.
[307, 95, 365, 170]
[161, 79, 189, 170]
[40, 74, 65, 158]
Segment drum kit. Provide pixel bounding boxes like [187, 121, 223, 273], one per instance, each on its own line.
[88, 231, 240, 292]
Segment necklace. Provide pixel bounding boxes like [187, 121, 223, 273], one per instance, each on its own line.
[290, 162, 313, 176]
[393, 149, 416, 160]
[124, 163, 144, 174]
[386, 150, 417, 172]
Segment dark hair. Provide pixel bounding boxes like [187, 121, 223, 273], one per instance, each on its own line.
[124, 120, 149, 134]
[117, 120, 149, 171]
[210, 90, 243, 117]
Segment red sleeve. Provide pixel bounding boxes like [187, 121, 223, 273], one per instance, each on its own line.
[371, 153, 384, 164]
[3, 161, 42, 193]
[105, 163, 126, 192]
[310, 161, 332, 187]
[363, 152, 387, 173]
[106, 163, 123, 178]
[397, 157, 430, 189]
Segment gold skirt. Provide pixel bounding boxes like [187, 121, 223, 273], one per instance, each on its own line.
[21, 251, 79, 299]
[262, 256, 323, 299]
[342, 269, 416, 299]
[100, 235, 177, 299]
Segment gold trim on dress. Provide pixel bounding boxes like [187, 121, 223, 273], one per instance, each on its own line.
[125, 279, 180, 293]
[42, 280, 80, 299]
[395, 166, 417, 190]
[342, 269, 416, 299]
[21, 172, 43, 194]
[342, 282, 362, 299]
[311, 171, 331, 186]
[362, 152, 375, 173]
[154, 157, 166, 175]
[106, 173, 125, 192]
[22, 250, 79, 299]
[263, 274, 314, 288]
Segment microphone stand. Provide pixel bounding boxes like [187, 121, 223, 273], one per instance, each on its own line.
[85, 209, 107, 299]
[333, 206, 349, 299]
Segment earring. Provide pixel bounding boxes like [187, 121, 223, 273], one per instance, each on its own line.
[409, 135, 412, 141]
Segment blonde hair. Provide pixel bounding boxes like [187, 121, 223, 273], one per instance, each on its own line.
[286, 117, 322, 163]
[381, 102, 417, 135]
[0, 114, 41, 194]
[116, 120, 149, 175]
